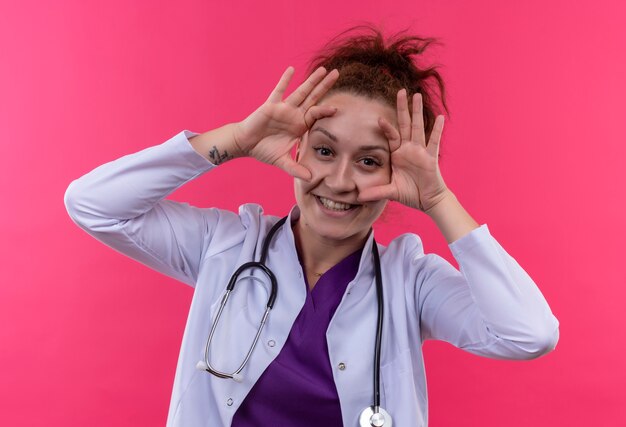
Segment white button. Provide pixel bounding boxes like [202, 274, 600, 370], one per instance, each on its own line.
[226, 398, 233, 406]
[298, 271, 302, 278]
[268, 340, 276, 347]
[338, 362, 346, 370]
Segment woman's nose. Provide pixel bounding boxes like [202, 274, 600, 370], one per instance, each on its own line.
[325, 160, 356, 194]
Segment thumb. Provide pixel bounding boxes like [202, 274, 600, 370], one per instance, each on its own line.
[357, 184, 396, 203]
[275, 155, 312, 181]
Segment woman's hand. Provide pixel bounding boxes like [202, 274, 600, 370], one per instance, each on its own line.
[233, 66, 339, 180]
[357, 89, 449, 213]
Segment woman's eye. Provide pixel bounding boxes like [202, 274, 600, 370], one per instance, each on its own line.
[315, 147, 333, 157]
[361, 157, 381, 167]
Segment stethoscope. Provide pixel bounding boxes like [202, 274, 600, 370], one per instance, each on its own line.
[196, 216, 393, 427]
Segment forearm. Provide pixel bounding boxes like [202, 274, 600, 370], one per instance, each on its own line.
[188, 123, 244, 165]
[425, 189, 480, 244]
[421, 225, 560, 359]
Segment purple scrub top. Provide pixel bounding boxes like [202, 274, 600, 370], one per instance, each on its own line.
[231, 247, 363, 426]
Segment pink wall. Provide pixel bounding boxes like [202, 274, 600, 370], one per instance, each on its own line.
[2, 0, 625, 425]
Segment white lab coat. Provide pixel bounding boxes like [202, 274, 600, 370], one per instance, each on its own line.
[64, 130, 559, 427]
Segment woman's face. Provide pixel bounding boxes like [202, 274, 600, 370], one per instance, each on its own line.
[294, 91, 396, 245]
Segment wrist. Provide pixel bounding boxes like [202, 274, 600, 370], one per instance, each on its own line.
[230, 122, 250, 159]
[423, 187, 454, 215]
[424, 189, 480, 244]
[188, 123, 243, 165]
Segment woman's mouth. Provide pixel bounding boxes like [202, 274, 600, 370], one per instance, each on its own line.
[315, 195, 358, 212]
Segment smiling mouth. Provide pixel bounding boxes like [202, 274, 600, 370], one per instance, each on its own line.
[315, 195, 359, 211]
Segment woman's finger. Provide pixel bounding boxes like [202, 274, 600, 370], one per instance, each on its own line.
[411, 93, 426, 146]
[275, 137, 312, 181]
[357, 183, 397, 203]
[299, 69, 339, 111]
[268, 66, 296, 103]
[397, 89, 412, 142]
[427, 115, 445, 155]
[284, 66, 328, 106]
[304, 105, 338, 128]
[378, 117, 402, 152]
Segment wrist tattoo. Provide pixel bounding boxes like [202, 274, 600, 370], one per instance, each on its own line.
[208, 146, 233, 165]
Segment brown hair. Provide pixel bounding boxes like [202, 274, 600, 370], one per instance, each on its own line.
[308, 25, 449, 141]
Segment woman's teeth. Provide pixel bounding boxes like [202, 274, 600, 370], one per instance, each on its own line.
[318, 196, 353, 211]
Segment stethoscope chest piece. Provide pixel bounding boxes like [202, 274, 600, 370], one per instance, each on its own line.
[359, 406, 392, 427]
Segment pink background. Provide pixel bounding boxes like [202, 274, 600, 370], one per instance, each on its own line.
[1, 0, 625, 425]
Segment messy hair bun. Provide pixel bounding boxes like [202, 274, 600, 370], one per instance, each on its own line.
[308, 25, 448, 141]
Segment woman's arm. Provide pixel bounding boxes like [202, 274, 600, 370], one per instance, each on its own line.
[64, 130, 228, 287]
[357, 89, 558, 358]
[64, 66, 339, 286]
[417, 225, 560, 359]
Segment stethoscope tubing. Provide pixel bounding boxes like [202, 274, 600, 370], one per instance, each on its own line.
[201, 217, 286, 380]
[372, 241, 383, 413]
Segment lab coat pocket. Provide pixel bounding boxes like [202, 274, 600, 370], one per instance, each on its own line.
[172, 369, 215, 426]
[381, 348, 428, 427]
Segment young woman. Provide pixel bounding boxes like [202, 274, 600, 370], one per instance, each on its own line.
[65, 27, 559, 427]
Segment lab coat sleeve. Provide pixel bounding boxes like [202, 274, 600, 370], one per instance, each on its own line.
[417, 224, 559, 360]
[64, 130, 230, 287]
